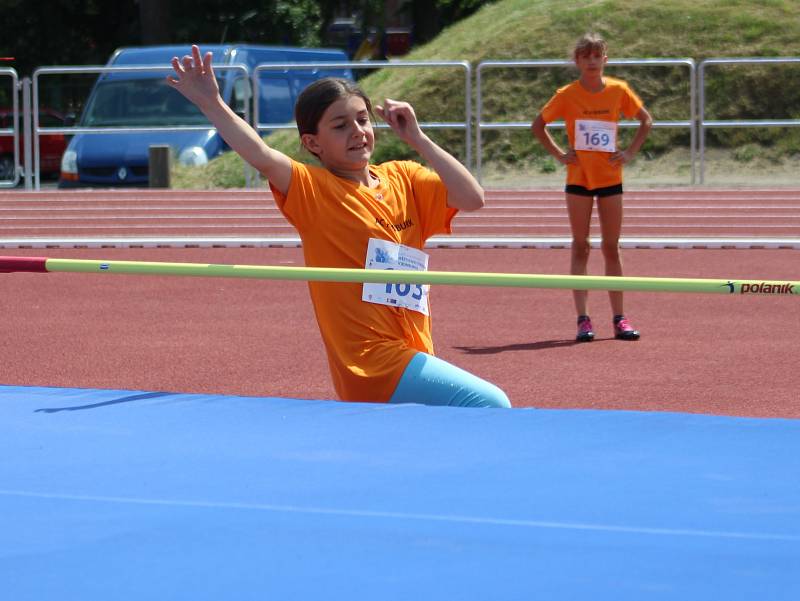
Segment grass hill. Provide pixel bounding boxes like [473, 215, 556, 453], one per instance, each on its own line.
[173, 0, 800, 188]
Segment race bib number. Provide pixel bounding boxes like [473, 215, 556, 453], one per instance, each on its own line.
[362, 238, 430, 315]
[574, 119, 617, 152]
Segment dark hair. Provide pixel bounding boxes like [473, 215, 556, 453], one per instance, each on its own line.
[294, 77, 374, 136]
[573, 33, 608, 60]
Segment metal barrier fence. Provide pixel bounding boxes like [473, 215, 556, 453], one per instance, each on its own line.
[698, 57, 800, 183]
[0, 67, 19, 188]
[476, 58, 696, 183]
[252, 60, 472, 169]
[5, 57, 800, 187]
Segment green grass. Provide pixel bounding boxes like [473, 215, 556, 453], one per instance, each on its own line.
[172, 0, 800, 188]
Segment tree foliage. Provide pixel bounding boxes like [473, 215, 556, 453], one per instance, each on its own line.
[0, 0, 490, 78]
[0, 0, 140, 76]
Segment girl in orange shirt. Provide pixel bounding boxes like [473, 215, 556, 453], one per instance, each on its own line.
[169, 45, 510, 408]
[532, 33, 652, 342]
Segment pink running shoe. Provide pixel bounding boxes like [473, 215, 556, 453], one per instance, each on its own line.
[576, 316, 595, 342]
[613, 316, 640, 340]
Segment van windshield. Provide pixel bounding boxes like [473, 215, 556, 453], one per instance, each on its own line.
[82, 78, 209, 127]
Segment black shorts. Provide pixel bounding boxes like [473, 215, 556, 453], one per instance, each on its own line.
[565, 184, 624, 198]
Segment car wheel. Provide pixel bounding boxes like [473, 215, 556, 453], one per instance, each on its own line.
[0, 155, 16, 181]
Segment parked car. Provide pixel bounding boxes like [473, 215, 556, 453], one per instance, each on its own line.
[59, 44, 352, 187]
[0, 107, 68, 181]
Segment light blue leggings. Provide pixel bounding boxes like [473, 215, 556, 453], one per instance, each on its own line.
[389, 352, 511, 408]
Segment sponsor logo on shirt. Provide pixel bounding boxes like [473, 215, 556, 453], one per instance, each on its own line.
[376, 217, 415, 232]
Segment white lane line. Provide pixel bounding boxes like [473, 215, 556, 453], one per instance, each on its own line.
[1, 236, 798, 249]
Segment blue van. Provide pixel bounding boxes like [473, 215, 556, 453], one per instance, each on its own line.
[59, 44, 351, 187]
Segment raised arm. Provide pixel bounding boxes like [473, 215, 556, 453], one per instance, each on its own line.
[167, 45, 292, 195]
[375, 99, 483, 211]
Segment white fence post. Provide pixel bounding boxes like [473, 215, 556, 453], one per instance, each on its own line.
[0, 67, 19, 188]
[698, 57, 800, 184]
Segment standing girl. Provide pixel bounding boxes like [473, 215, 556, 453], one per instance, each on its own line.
[169, 45, 510, 408]
[532, 33, 652, 342]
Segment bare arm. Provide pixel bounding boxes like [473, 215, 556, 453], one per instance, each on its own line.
[376, 99, 484, 211]
[167, 45, 292, 195]
[610, 106, 653, 165]
[531, 114, 577, 165]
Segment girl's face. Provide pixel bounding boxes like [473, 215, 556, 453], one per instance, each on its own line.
[302, 95, 374, 171]
[575, 50, 607, 77]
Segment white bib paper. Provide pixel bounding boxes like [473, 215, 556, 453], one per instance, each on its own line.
[574, 119, 617, 152]
[362, 238, 430, 315]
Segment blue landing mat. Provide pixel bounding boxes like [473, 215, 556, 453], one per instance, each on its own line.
[1, 385, 799, 600]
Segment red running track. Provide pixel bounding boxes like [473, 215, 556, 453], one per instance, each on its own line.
[2, 245, 797, 418]
[1, 187, 800, 244]
[1, 187, 798, 417]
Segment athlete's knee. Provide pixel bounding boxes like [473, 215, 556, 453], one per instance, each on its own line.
[390, 353, 511, 409]
[600, 240, 620, 261]
[572, 238, 591, 260]
[482, 387, 512, 408]
[460, 382, 512, 409]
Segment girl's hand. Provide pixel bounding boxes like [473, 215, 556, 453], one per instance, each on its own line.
[166, 45, 220, 110]
[560, 147, 579, 165]
[375, 99, 424, 146]
[609, 149, 632, 165]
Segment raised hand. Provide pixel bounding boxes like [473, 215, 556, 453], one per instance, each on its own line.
[376, 100, 482, 210]
[375, 99, 424, 146]
[166, 45, 220, 110]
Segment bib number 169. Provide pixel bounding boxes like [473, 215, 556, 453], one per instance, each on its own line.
[582, 131, 610, 148]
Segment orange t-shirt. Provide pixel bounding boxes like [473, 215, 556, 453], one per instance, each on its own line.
[270, 159, 457, 402]
[540, 77, 643, 189]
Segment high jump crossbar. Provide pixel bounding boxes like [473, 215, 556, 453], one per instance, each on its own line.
[0, 256, 797, 296]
